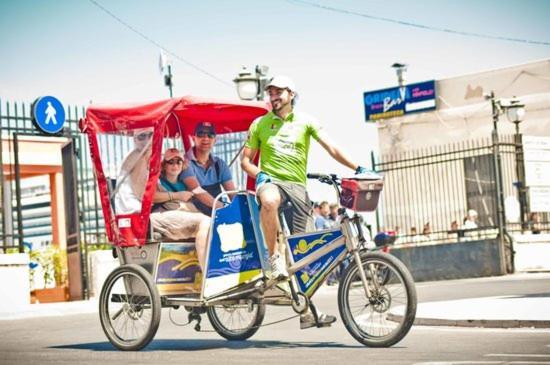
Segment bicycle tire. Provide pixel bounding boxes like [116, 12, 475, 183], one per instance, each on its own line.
[338, 251, 416, 347]
[207, 302, 266, 341]
[99, 264, 162, 351]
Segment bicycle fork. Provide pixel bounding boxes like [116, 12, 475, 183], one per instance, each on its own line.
[341, 216, 374, 299]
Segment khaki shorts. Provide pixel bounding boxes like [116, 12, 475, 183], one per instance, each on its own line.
[150, 209, 207, 240]
[257, 181, 314, 235]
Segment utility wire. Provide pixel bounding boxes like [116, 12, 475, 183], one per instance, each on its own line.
[288, 0, 550, 46]
[88, 0, 233, 87]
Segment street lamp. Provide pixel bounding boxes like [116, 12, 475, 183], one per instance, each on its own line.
[503, 98, 527, 232]
[233, 65, 269, 101]
[159, 50, 173, 98]
[391, 62, 407, 87]
[486, 91, 527, 272]
[505, 98, 526, 133]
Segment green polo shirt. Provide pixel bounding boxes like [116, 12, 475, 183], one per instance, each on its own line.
[245, 110, 323, 185]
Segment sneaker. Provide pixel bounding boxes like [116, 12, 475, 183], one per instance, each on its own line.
[269, 253, 289, 280]
[300, 311, 337, 329]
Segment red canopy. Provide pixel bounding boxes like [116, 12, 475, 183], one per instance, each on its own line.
[80, 96, 269, 246]
[80, 96, 270, 137]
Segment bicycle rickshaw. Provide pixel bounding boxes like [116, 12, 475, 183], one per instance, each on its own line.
[80, 96, 417, 351]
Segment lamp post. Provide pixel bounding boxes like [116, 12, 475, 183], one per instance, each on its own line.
[505, 98, 527, 232]
[233, 65, 269, 101]
[159, 50, 173, 98]
[486, 91, 526, 273]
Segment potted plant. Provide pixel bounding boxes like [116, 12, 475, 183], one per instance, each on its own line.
[30, 246, 69, 303]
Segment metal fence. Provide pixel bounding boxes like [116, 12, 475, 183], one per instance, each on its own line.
[373, 134, 549, 245]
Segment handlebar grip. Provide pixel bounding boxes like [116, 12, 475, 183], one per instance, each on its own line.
[307, 173, 325, 179]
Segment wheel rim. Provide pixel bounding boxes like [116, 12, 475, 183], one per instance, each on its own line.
[102, 271, 155, 345]
[344, 259, 409, 340]
[210, 303, 260, 334]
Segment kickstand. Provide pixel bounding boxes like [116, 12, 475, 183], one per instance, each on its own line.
[188, 312, 202, 331]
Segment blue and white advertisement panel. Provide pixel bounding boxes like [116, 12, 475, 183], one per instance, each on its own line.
[288, 229, 346, 295]
[203, 195, 264, 298]
[363, 80, 436, 121]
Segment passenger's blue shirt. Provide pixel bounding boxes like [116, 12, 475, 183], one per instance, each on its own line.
[181, 148, 232, 186]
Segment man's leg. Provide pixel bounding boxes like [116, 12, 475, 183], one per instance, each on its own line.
[257, 183, 288, 279]
[257, 184, 281, 256]
[194, 215, 211, 272]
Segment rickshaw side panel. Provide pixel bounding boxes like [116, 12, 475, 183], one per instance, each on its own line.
[203, 194, 265, 298]
[287, 229, 347, 296]
[154, 242, 202, 295]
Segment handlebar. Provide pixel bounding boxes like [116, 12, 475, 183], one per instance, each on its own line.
[307, 172, 342, 203]
[307, 173, 340, 186]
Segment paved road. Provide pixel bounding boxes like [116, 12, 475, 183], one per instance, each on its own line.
[1, 274, 550, 365]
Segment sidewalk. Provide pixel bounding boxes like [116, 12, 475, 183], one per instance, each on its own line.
[415, 295, 550, 328]
[0, 298, 98, 321]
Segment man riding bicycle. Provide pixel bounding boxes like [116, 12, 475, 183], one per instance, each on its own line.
[241, 75, 369, 329]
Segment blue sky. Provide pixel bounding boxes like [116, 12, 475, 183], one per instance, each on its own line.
[1, 0, 549, 200]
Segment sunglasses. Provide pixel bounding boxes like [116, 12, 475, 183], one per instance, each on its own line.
[136, 132, 153, 141]
[166, 159, 183, 165]
[195, 132, 215, 138]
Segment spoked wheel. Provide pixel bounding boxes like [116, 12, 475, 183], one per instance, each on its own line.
[207, 302, 266, 341]
[99, 264, 162, 351]
[338, 251, 417, 347]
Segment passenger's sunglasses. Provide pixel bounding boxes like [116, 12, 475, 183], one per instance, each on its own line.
[136, 132, 153, 141]
[195, 132, 215, 138]
[166, 159, 183, 165]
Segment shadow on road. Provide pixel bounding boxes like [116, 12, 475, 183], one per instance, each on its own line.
[51, 339, 366, 351]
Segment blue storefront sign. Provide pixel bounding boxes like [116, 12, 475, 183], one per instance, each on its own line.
[32, 96, 66, 134]
[363, 80, 436, 121]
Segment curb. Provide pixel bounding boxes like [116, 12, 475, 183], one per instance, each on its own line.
[413, 317, 550, 329]
[389, 312, 550, 329]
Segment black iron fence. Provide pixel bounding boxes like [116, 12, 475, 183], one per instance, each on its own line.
[372, 134, 549, 246]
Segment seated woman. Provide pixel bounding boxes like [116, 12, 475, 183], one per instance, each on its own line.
[149, 148, 210, 271]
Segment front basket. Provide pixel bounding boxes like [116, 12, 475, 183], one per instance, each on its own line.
[340, 178, 383, 212]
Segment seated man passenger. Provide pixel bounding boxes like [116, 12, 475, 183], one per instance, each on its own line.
[183, 122, 236, 215]
[149, 148, 210, 271]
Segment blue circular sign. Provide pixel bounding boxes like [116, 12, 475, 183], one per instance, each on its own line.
[32, 96, 65, 134]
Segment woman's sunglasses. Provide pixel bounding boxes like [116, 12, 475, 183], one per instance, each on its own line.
[166, 159, 183, 165]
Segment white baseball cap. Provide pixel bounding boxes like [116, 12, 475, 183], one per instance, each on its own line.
[265, 75, 296, 92]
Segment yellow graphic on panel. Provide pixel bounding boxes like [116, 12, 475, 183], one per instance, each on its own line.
[293, 233, 331, 255]
[158, 251, 200, 272]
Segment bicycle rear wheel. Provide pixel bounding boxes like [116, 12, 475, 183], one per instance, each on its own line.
[99, 264, 161, 351]
[338, 251, 416, 347]
[207, 302, 266, 341]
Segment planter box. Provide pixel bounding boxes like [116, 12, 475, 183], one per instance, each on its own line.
[32, 286, 69, 303]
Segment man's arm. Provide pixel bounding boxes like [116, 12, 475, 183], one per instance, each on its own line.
[240, 146, 261, 178]
[183, 175, 222, 209]
[316, 130, 358, 171]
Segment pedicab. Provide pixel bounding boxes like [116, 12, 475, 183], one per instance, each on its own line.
[80, 96, 417, 351]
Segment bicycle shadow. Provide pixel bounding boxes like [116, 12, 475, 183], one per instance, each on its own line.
[51, 338, 366, 352]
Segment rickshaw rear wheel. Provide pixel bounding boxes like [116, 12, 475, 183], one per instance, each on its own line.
[207, 301, 266, 341]
[99, 264, 162, 351]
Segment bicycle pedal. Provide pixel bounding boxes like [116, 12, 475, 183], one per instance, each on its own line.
[194, 323, 201, 332]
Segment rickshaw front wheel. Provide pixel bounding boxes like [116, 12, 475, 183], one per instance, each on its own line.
[99, 264, 162, 351]
[207, 301, 266, 341]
